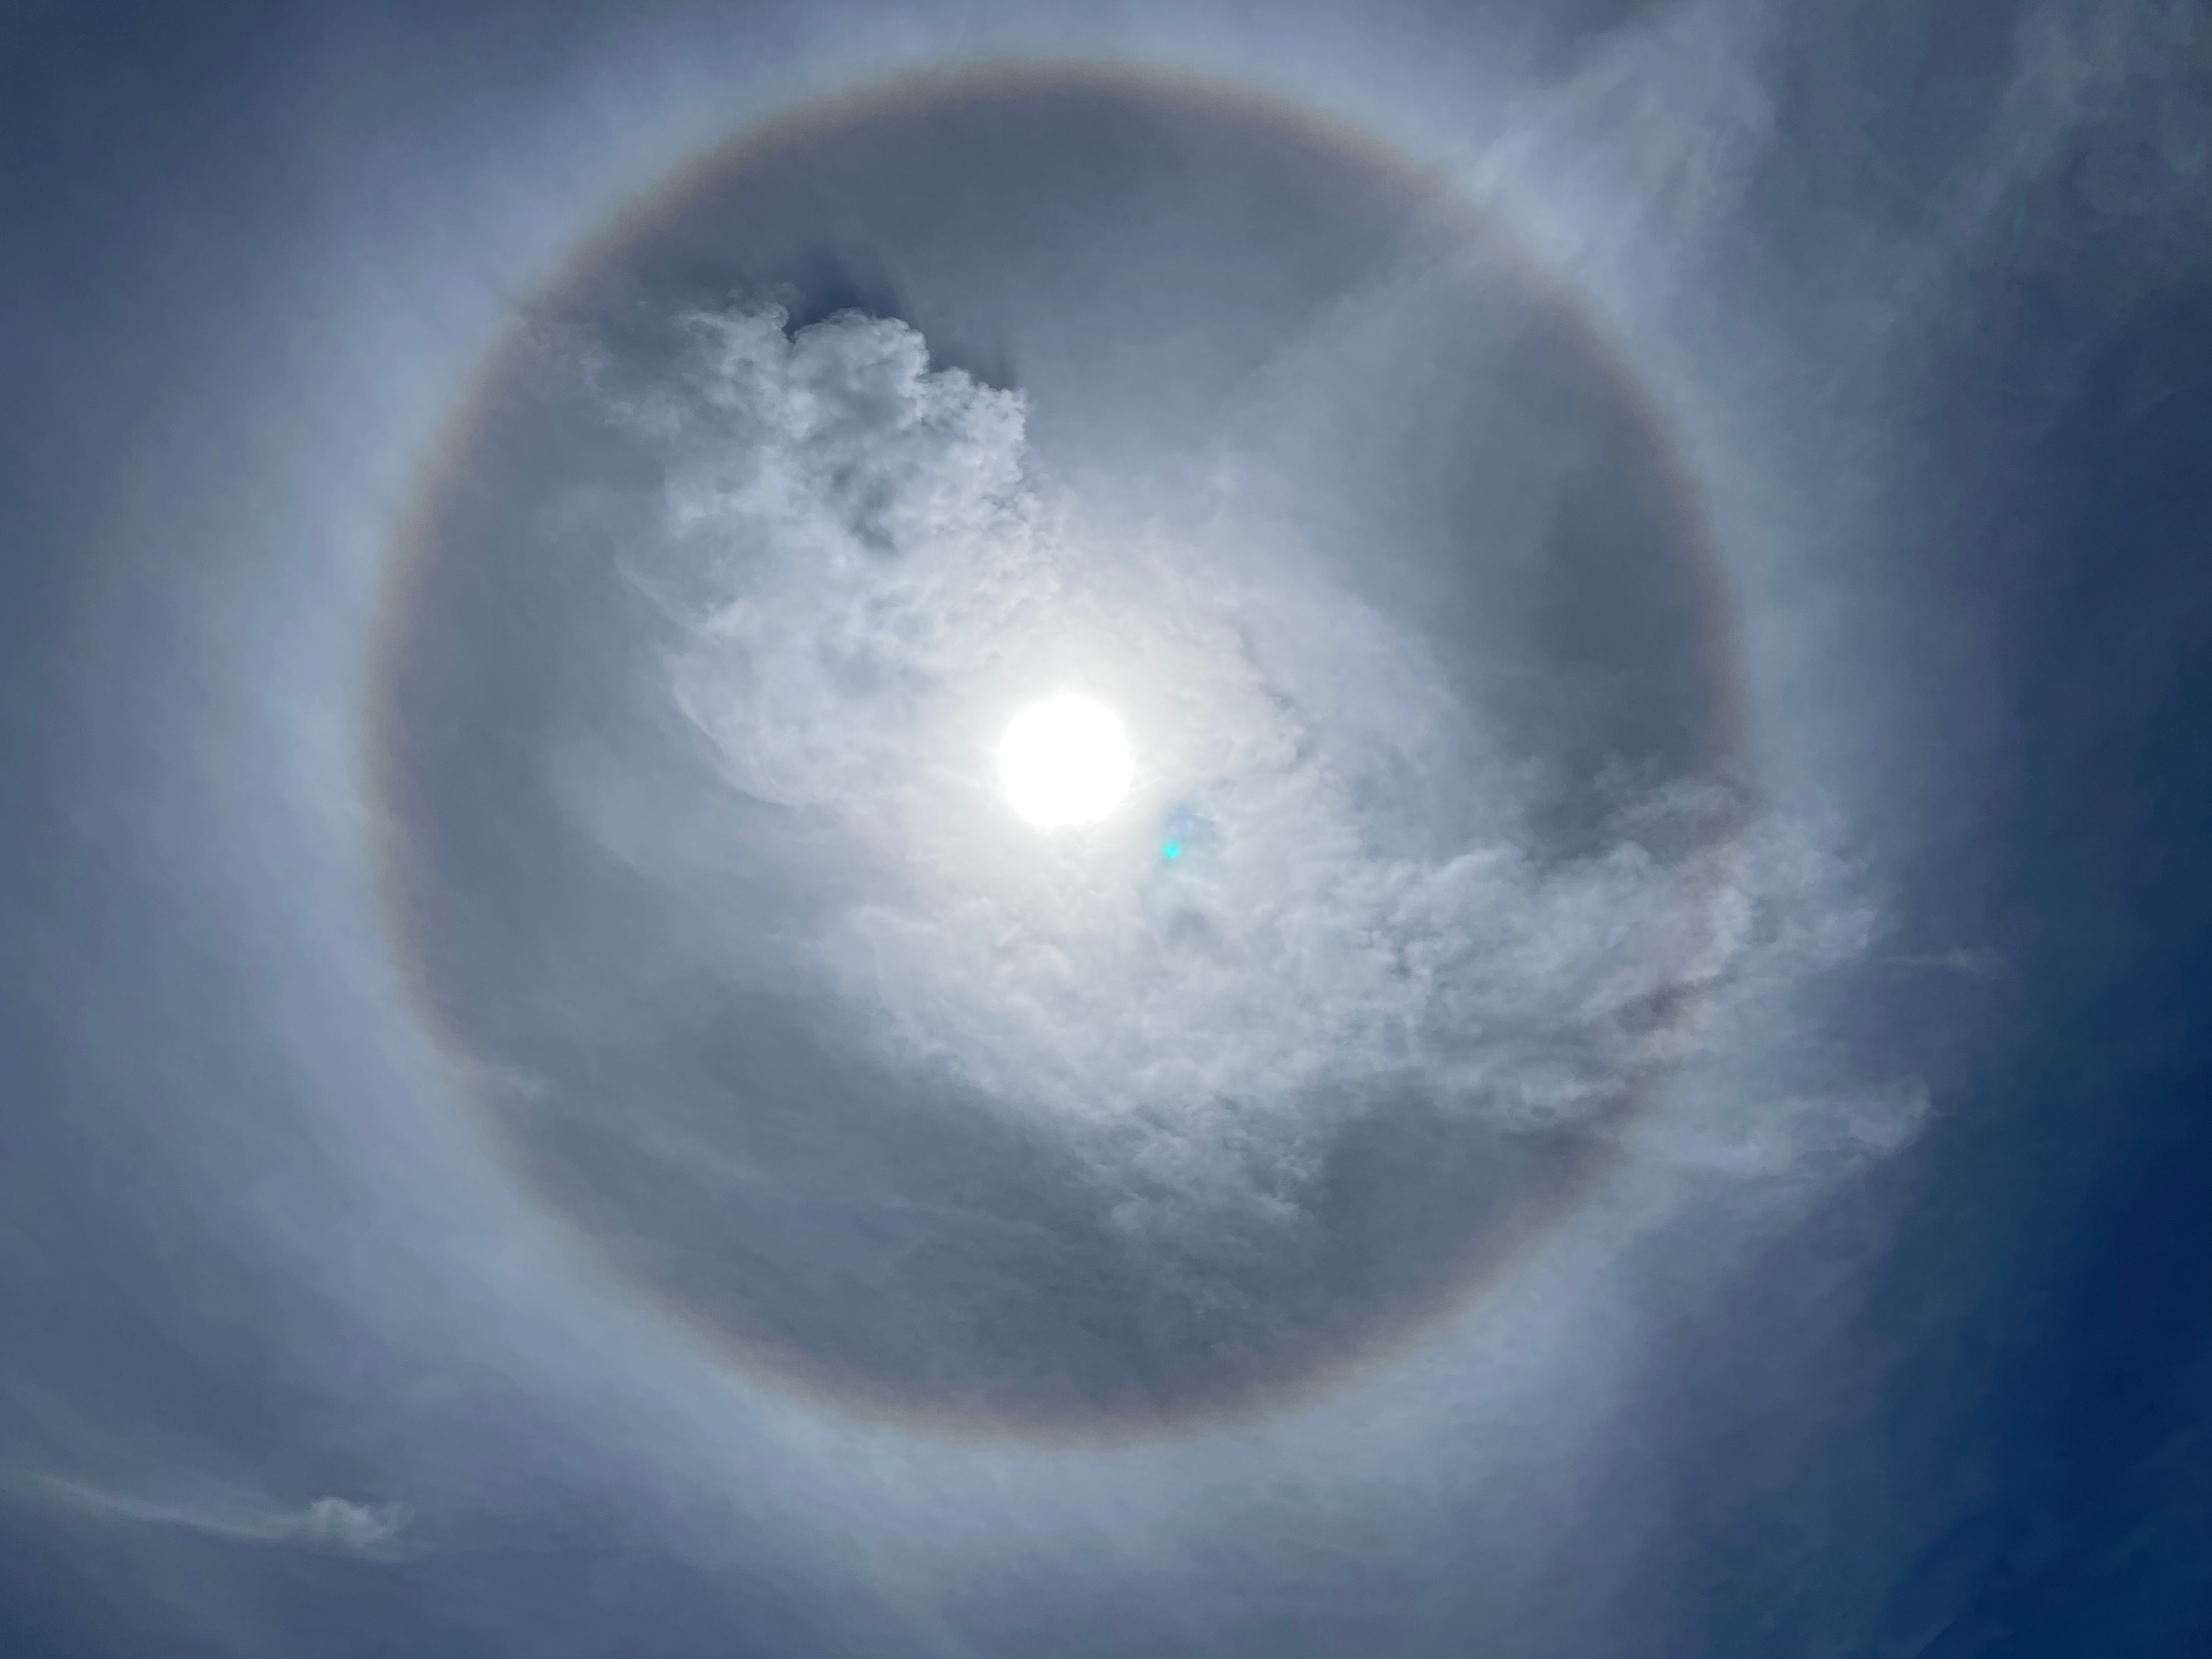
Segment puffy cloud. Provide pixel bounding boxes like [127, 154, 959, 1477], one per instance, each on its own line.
[612, 305, 1903, 1229]
[278, 1495, 414, 1553]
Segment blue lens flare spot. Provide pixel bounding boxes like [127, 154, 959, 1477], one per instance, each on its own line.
[1161, 842, 1182, 860]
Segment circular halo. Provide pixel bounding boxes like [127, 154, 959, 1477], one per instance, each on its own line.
[368, 62, 1744, 1441]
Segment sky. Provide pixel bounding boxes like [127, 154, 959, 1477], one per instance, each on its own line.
[3, 1, 2210, 1655]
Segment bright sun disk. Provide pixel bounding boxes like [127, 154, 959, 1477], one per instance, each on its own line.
[998, 694, 1133, 828]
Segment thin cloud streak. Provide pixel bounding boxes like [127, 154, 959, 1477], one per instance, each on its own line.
[38, 1476, 414, 1559]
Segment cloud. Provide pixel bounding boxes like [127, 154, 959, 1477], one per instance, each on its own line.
[1474, 0, 1778, 304]
[585, 303, 1910, 1233]
[1637, 1080, 1933, 1183]
[278, 1494, 415, 1553]
[40, 1476, 413, 1559]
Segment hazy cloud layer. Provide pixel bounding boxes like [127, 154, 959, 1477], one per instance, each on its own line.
[15, 3, 2210, 1651]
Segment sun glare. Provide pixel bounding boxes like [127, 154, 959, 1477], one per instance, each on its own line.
[998, 694, 1133, 828]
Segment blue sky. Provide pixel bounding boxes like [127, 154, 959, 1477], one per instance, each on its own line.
[3, 1, 2209, 1654]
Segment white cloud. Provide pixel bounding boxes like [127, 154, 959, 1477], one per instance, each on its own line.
[278, 1495, 413, 1553]
[40, 1476, 411, 1558]
[608, 305, 1907, 1228]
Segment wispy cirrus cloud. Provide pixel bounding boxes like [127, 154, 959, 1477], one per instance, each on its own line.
[38, 1476, 413, 1559]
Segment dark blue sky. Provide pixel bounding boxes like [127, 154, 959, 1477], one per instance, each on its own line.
[4, 2, 2209, 1655]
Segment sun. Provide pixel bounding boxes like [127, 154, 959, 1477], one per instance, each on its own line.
[998, 694, 1133, 828]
